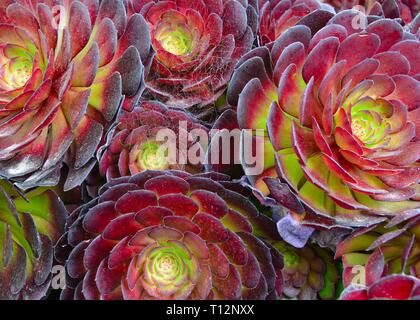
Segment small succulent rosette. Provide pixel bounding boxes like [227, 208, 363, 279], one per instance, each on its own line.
[273, 241, 340, 299]
[99, 100, 209, 181]
[258, 0, 335, 44]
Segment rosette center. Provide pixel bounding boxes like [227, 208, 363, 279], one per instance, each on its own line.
[349, 99, 394, 148]
[137, 141, 169, 171]
[156, 28, 193, 56]
[0, 46, 33, 90]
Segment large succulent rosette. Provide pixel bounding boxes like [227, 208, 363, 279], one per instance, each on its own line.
[124, 0, 257, 113]
[55, 171, 284, 300]
[336, 213, 420, 284]
[258, 0, 335, 44]
[0, 0, 153, 191]
[340, 274, 420, 299]
[0, 181, 67, 299]
[98, 101, 209, 181]
[228, 10, 420, 229]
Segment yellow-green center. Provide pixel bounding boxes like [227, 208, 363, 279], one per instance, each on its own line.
[156, 254, 178, 275]
[145, 246, 189, 287]
[0, 56, 32, 90]
[351, 120, 367, 140]
[158, 31, 192, 56]
[349, 98, 392, 148]
[137, 141, 169, 171]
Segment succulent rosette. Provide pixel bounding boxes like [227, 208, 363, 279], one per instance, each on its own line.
[340, 274, 420, 300]
[272, 240, 340, 299]
[55, 171, 284, 300]
[0, 180, 67, 299]
[0, 0, 153, 191]
[98, 101, 209, 181]
[227, 10, 420, 229]
[124, 0, 257, 113]
[258, 0, 335, 44]
[336, 213, 420, 284]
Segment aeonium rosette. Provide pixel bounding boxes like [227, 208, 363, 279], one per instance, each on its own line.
[274, 240, 340, 299]
[227, 10, 420, 230]
[0, 0, 153, 191]
[98, 100, 209, 181]
[124, 0, 257, 116]
[258, 0, 335, 44]
[55, 171, 284, 300]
